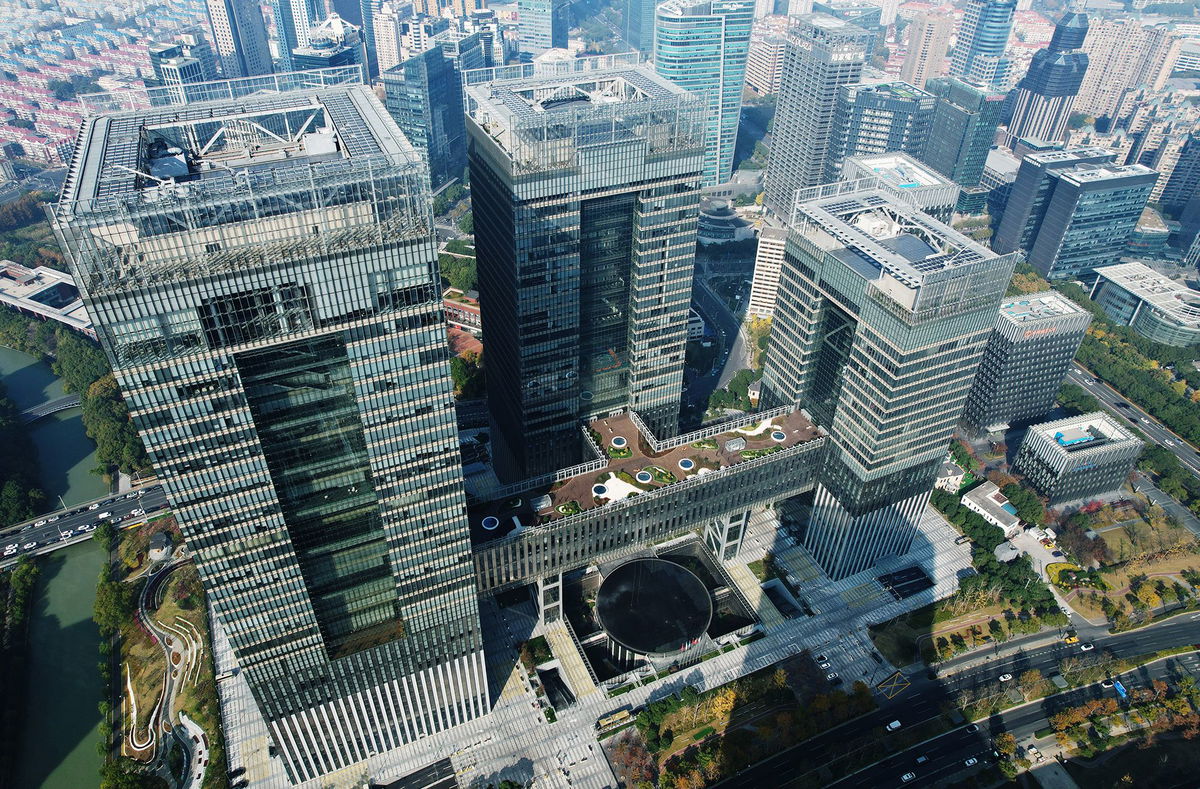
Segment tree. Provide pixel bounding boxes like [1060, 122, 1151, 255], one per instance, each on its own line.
[995, 732, 1017, 756]
[458, 211, 474, 235]
[1018, 669, 1044, 701]
[93, 519, 118, 552]
[93, 570, 134, 636]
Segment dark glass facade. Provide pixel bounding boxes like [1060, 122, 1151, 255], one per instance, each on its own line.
[381, 49, 467, 189]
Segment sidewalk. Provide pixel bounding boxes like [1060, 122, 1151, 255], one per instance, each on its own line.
[934, 630, 1067, 677]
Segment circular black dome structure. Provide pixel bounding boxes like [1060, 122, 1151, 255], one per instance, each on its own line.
[595, 559, 712, 657]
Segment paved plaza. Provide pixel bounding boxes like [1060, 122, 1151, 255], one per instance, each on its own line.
[213, 505, 972, 788]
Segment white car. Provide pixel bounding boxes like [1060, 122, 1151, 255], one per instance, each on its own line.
[999, 673, 1013, 682]
[78, 524, 96, 532]
[887, 720, 902, 731]
[964, 757, 978, 767]
[34, 519, 46, 527]
[901, 772, 916, 783]
[88, 503, 100, 510]
[130, 508, 145, 517]
[98, 512, 112, 519]
[47, 515, 59, 523]
[3, 548, 15, 557]
[21, 542, 37, 550]
[1080, 643, 1095, 652]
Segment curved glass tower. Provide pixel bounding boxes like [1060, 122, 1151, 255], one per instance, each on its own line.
[654, 0, 754, 187]
[950, 0, 1016, 89]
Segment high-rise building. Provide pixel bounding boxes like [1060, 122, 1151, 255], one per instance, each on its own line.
[205, 0, 273, 77]
[900, 10, 952, 88]
[433, 28, 488, 71]
[373, 0, 406, 73]
[765, 14, 870, 216]
[452, 0, 488, 17]
[841, 152, 961, 220]
[1161, 133, 1200, 216]
[1075, 19, 1180, 121]
[760, 183, 1017, 579]
[747, 224, 787, 317]
[518, 0, 568, 60]
[812, 0, 882, 53]
[53, 76, 488, 784]
[625, 0, 657, 52]
[654, 0, 754, 187]
[1014, 413, 1143, 505]
[465, 60, 705, 481]
[950, 0, 1016, 89]
[745, 18, 788, 94]
[149, 35, 219, 104]
[291, 14, 365, 70]
[993, 146, 1114, 255]
[961, 291, 1091, 433]
[1002, 11, 1089, 148]
[918, 76, 1005, 212]
[381, 47, 467, 189]
[1027, 163, 1157, 280]
[827, 80, 935, 182]
[271, 0, 327, 69]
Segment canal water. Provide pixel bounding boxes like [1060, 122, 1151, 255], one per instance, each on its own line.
[1, 345, 107, 786]
[12, 540, 106, 789]
[0, 345, 108, 506]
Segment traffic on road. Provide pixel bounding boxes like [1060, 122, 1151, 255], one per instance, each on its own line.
[0, 484, 169, 563]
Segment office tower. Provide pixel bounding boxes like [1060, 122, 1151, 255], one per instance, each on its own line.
[291, 14, 365, 70]
[1161, 133, 1200, 216]
[1026, 163, 1157, 280]
[901, 10, 952, 88]
[381, 47, 467, 189]
[626, 0, 656, 53]
[654, 0, 754, 187]
[747, 224, 787, 318]
[149, 36, 219, 104]
[465, 61, 705, 481]
[842, 152, 960, 220]
[373, 1, 406, 72]
[812, 0, 881, 54]
[518, 0, 568, 60]
[827, 81, 935, 182]
[357, 0, 386, 77]
[1076, 19, 1180, 121]
[746, 19, 788, 94]
[917, 76, 1004, 214]
[205, 0, 273, 77]
[765, 14, 870, 216]
[272, 0, 327, 69]
[993, 147, 1113, 254]
[950, 0, 1016, 89]
[760, 184, 1017, 579]
[1014, 414, 1142, 505]
[961, 291, 1091, 433]
[54, 79, 488, 784]
[434, 28, 487, 71]
[1003, 11, 1088, 149]
[1148, 133, 1188, 204]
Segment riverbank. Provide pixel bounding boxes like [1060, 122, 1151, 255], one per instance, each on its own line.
[0, 344, 108, 509]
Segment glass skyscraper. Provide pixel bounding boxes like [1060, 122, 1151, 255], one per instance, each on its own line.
[919, 76, 1006, 209]
[760, 183, 1017, 579]
[381, 47, 468, 189]
[518, 0, 569, 60]
[1004, 11, 1090, 148]
[949, 0, 1016, 89]
[53, 75, 488, 783]
[827, 80, 936, 183]
[654, 0, 754, 187]
[464, 59, 705, 481]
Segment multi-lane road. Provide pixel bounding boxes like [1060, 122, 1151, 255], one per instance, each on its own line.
[1066, 364, 1200, 476]
[717, 612, 1200, 789]
[0, 484, 169, 564]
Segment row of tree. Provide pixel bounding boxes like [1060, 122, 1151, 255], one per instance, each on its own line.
[0, 557, 40, 787]
[0, 381, 47, 527]
[0, 311, 150, 480]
